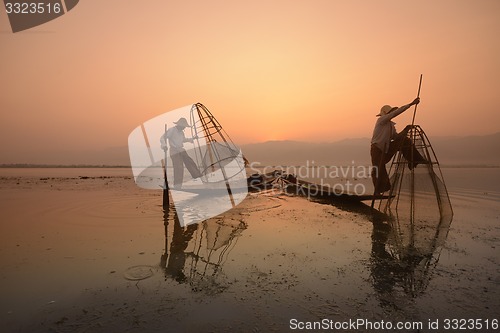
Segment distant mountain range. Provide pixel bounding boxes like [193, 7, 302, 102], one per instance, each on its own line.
[1, 132, 499, 167]
[242, 132, 500, 167]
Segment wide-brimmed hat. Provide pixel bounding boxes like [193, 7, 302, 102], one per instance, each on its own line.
[174, 117, 190, 127]
[377, 105, 398, 117]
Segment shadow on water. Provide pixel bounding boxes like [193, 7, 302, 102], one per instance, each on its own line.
[159, 205, 247, 295]
[311, 196, 453, 311]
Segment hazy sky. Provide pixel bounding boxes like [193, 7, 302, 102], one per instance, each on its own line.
[1, 0, 499, 163]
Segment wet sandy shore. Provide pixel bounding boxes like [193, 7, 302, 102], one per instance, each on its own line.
[0, 169, 498, 332]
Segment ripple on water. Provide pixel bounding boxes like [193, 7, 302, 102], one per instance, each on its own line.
[123, 265, 156, 281]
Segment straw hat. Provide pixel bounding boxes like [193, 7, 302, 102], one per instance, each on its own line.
[377, 105, 398, 117]
[174, 117, 190, 127]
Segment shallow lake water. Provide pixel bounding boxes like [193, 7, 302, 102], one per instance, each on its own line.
[0, 168, 498, 332]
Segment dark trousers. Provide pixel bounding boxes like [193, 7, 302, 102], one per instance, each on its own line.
[371, 133, 425, 193]
[170, 150, 202, 187]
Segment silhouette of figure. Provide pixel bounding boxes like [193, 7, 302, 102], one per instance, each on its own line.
[370, 217, 400, 309]
[160, 209, 198, 283]
[370, 97, 427, 194]
[160, 117, 202, 188]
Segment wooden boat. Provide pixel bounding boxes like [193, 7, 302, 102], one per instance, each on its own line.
[247, 170, 391, 202]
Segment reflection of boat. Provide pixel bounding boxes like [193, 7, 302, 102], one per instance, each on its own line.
[160, 206, 247, 294]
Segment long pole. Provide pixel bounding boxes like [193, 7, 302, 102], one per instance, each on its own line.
[411, 74, 423, 126]
[409, 74, 423, 246]
[371, 142, 387, 209]
[162, 124, 170, 209]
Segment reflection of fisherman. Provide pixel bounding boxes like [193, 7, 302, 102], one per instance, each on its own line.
[370, 218, 397, 309]
[161, 216, 198, 283]
[370, 97, 427, 194]
[160, 117, 202, 188]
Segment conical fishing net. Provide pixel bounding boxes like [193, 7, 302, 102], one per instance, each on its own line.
[189, 103, 246, 184]
[379, 125, 453, 259]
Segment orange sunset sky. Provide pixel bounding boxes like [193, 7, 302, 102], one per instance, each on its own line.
[1, 0, 499, 163]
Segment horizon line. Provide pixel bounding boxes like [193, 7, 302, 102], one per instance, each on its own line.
[1, 163, 499, 169]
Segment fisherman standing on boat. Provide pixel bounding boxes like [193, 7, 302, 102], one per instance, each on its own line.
[160, 117, 202, 188]
[370, 97, 427, 194]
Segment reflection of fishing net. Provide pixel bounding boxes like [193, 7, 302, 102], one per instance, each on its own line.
[384, 228, 443, 296]
[385, 168, 452, 254]
[379, 125, 453, 294]
[187, 219, 246, 294]
[370, 219, 440, 302]
[205, 219, 246, 250]
[189, 103, 246, 184]
[162, 210, 247, 295]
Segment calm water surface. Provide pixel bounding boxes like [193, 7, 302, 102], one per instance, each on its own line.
[0, 168, 498, 332]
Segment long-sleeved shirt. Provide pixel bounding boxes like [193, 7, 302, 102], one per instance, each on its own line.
[371, 103, 412, 152]
[160, 126, 192, 153]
